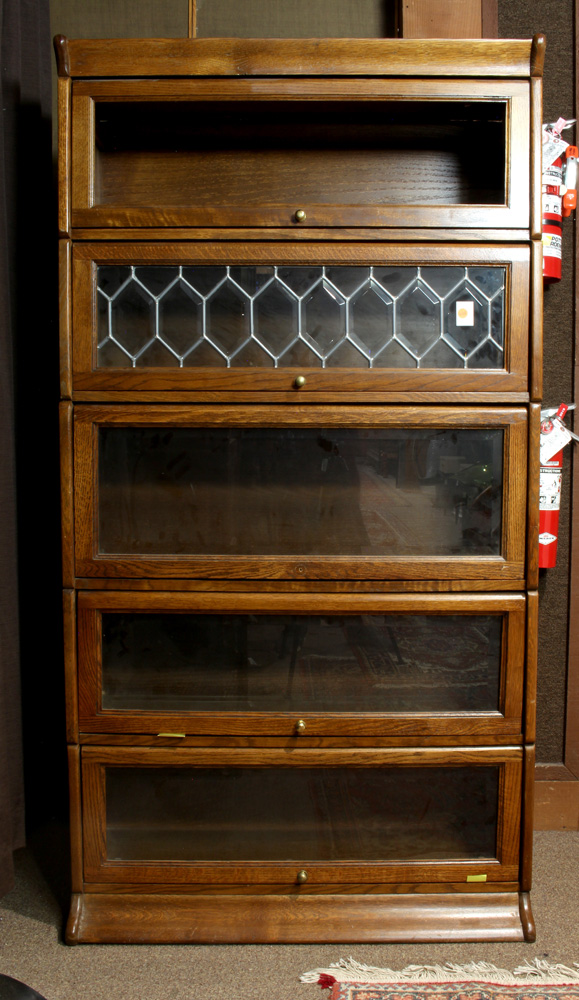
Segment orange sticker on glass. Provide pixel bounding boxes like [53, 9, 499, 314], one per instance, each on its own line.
[456, 300, 474, 326]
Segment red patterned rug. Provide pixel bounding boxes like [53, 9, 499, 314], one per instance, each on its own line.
[301, 961, 579, 1000]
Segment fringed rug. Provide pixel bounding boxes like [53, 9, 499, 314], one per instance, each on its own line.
[301, 959, 579, 1000]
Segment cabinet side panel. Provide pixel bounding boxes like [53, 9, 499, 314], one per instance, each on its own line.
[67, 744, 83, 893]
[59, 239, 72, 399]
[520, 744, 535, 892]
[530, 77, 543, 241]
[63, 588, 78, 743]
[530, 239, 543, 401]
[525, 592, 538, 744]
[57, 76, 71, 235]
[527, 402, 541, 590]
[60, 400, 74, 588]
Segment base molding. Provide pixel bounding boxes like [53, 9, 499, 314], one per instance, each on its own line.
[534, 771, 579, 830]
[66, 890, 533, 944]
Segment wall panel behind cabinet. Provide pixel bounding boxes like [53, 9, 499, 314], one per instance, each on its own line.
[50, 0, 188, 39]
[195, 0, 394, 38]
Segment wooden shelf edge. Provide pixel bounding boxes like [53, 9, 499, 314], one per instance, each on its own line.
[68, 227, 534, 242]
[58, 37, 539, 81]
[65, 890, 528, 944]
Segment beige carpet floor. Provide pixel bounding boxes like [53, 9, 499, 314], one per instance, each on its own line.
[0, 831, 577, 1000]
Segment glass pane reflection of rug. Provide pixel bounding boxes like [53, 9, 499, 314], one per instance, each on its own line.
[102, 613, 501, 714]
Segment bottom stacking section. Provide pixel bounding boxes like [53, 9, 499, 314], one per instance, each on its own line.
[67, 743, 535, 943]
[67, 588, 535, 943]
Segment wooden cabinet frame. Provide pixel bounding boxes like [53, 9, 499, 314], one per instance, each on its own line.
[76, 590, 526, 738]
[73, 404, 528, 583]
[80, 744, 523, 886]
[69, 77, 530, 232]
[69, 242, 530, 398]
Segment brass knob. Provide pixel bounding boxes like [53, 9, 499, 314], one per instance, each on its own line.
[296, 719, 306, 734]
[294, 375, 306, 389]
[294, 209, 307, 223]
[296, 869, 308, 884]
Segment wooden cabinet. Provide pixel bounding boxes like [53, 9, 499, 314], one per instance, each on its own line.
[57, 34, 544, 944]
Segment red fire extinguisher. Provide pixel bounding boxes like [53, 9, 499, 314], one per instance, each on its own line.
[539, 404, 577, 568]
[542, 119, 578, 282]
[542, 157, 563, 283]
[539, 452, 563, 568]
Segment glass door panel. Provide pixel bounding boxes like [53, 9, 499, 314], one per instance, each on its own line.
[101, 612, 502, 712]
[95, 264, 506, 371]
[73, 405, 527, 581]
[106, 765, 499, 862]
[81, 746, 523, 884]
[77, 591, 525, 736]
[71, 243, 530, 394]
[97, 425, 503, 556]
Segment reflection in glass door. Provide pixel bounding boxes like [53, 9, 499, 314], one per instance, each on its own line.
[100, 611, 503, 715]
[98, 426, 504, 558]
[105, 765, 500, 863]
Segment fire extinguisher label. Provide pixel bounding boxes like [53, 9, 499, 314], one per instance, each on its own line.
[543, 161, 564, 185]
[542, 232, 562, 257]
[539, 532, 558, 545]
[540, 420, 572, 463]
[539, 468, 562, 510]
[542, 193, 562, 214]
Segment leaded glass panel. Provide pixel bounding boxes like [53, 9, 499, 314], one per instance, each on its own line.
[96, 265, 505, 369]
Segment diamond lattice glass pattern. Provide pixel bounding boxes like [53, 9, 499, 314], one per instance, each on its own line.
[96, 265, 505, 369]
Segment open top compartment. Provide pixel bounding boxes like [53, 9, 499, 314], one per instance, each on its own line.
[69, 78, 530, 230]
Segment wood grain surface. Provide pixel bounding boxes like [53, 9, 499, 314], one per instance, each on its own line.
[65, 890, 529, 944]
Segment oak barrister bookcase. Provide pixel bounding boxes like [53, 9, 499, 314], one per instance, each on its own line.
[56, 33, 544, 944]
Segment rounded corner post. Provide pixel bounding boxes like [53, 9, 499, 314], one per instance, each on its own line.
[65, 893, 83, 944]
[530, 34, 546, 78]
[519, 891, 536, 942]
[54, 35, 71, 77]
